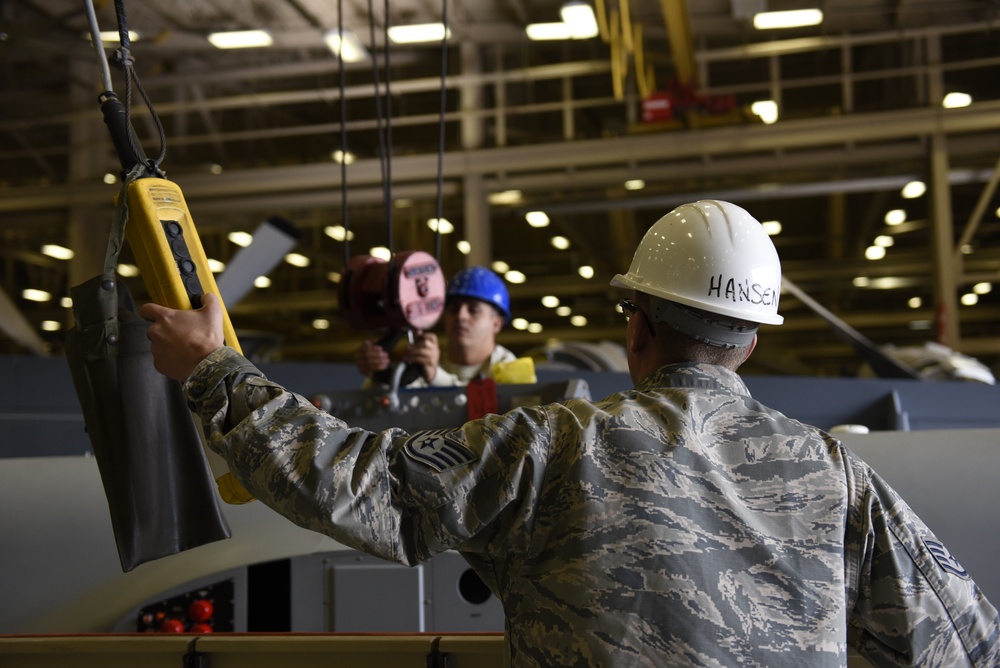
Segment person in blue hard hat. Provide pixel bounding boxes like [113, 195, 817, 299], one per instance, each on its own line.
[354, 266, 517, 387]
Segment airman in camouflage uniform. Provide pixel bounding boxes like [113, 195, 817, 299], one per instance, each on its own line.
[143, 200, 1000, 667]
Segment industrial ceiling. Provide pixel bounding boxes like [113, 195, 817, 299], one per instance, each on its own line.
[2, 0, 1000, 380]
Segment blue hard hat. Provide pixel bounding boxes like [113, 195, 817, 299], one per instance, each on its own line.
[447, 267, 511, 324]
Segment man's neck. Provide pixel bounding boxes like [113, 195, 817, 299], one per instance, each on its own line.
[448, 343, 493, 367]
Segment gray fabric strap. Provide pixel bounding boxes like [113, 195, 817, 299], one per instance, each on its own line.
[649, 298, 757, 349]
[103, 163, 147, 276]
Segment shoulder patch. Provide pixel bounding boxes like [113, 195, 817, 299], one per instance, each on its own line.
[923, 537, 970, 579]
[404, 429, 476, 472]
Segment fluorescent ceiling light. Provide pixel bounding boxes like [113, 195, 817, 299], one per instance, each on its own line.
[207, 259, 226, 273]
[41, 244, 74, 260]
[864, 245, 886, 260]
[751, 100, 778, 124]
[505, 270, 526, 284]
[525, 211, 550, 227]
[884, 209, 906, 226]
[324, 225, 355, 241]
[427, 218, 454, 234]
[491, 260, 510, 274]
[86, 30, 139, 43]
[387, 23, 450, 44]
[254, 276, 272, 289]
[624, 179, 645, 191]
[526, 22, 573, 40]
[578, 265, 594, 279]
[324, 30, 368, 62]
[560, 2, 599, 39]
[331, 149, 355, 165]
[208, 30, 273, 49]
[943, 92, 972, 108]
[284, 252, 310, 267]
[901, 180, 926, 199]
[753, 9, 823, 30]
[528, 2, 598, 41]
[865, 277, 911, 290]
[456, 240, 471, 255]
[761, 220, 782, 236]
[488, 189, 522, 205]
[22, 289, 51, 303]
[228, 231, 253, 247]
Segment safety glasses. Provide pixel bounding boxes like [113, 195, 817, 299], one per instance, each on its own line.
[618, 298, 656, 336]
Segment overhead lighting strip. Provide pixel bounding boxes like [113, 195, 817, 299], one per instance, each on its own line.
[753, 9, 823, 30]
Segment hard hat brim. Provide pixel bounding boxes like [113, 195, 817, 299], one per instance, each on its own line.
[611, 273, 784, 326]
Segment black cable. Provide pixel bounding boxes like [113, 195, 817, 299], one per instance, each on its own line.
[382, 0, 393, 252]
[114, 0, 129, 50]
[112, 0, 145, 168]
[366, 0, 392, 253]
[111, 0, 166, 174]
[434, 0, 449, 263]
[337, 0, 351, 267]
[116, 50, 147, 167]
[131, 69, 167, 169]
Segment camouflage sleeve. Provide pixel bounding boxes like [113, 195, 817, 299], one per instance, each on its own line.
[844, 447, 1000, 667]
[183, 347, 551, 568]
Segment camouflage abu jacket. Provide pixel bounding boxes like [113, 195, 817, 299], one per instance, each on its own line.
[185, 347, 1000, 667]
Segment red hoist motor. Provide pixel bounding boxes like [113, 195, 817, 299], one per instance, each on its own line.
[339, 251, 446, 387]
[339, 250, 446, 332]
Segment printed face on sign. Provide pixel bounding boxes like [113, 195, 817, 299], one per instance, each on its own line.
[398, 258, 446, 330]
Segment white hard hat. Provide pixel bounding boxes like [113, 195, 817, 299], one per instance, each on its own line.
[611, 200, 783, 326]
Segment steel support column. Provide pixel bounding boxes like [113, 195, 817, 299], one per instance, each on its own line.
[925, 35, 960, 347]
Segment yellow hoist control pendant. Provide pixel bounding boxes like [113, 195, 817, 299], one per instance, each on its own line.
[124, 176, 255, 505]
[124, 178, 240, 349]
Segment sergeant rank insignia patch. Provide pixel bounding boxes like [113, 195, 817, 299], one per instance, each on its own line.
[404, 429, 476, 472]
[923, 538, 970, 578]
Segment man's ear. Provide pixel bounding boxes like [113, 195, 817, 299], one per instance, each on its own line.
[625, 311, 650, 356]
[492, 314, 503, 336]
